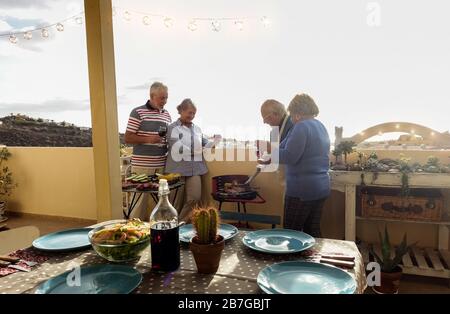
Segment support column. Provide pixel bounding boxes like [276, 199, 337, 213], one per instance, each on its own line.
[345, 184, 356, 241]
[438, 225, 449, 251]
[84, 0, 122, 221]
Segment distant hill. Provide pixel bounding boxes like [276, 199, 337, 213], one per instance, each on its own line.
[0, 114, 124, 147]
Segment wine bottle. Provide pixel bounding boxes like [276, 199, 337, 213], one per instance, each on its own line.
[149, 179, 180, 271]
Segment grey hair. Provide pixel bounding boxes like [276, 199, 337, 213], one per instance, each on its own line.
[149, 82, 168, 97]
[261, 99, 287, 117]
[288, 94, 319, 117]
[177, 98, 197, 114]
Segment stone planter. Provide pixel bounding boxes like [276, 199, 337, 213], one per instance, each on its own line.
[189, 235, 225, 274]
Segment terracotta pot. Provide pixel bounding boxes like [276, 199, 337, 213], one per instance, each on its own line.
[189, 235, 225, 274]
[373, 266, 402, 294]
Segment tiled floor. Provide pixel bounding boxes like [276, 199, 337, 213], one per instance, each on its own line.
[1, 212, 96, 235]
[1, 212, 449, 294]
[366, 275, 450, 294]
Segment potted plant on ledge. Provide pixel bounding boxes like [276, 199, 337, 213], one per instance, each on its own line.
[0, 146, 17, 221]
[370, 226, 414, 294]
[189, 205, 225, 274]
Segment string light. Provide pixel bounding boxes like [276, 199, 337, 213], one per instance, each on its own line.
[261, 16, 271, 28]
[2, 8, 271, 46]
[142, 16, 151, 26]
[113, 7, 270, 31]
[1, 11, 81, 45]
[188, 20, 198, 31]
[9, 35, 18, 44]
[56, 23, 64, 32]
[123, 11, 131, 21]
[164, 17, 174, 28]
[41, 28, 49, 38]
[234, 20, 244, 31]
[23, 31, 33, 40]
[211, 20, 221, 32]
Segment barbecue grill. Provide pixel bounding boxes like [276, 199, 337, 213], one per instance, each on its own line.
[212, 175, 258, 200]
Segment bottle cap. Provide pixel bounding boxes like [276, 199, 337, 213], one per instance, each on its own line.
[158, 179, 169, 194]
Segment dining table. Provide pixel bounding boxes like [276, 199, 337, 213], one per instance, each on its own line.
[0, 227, 367, 294]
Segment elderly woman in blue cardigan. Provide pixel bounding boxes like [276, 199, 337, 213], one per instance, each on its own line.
[259, 94, 330, 237]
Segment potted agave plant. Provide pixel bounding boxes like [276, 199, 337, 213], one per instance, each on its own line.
[370, 226, 414, 294]
[0, 146, 17, 220]
[189, 205, 225, 274]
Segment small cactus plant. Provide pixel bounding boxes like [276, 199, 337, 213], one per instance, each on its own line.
[192, 205, 220, 244]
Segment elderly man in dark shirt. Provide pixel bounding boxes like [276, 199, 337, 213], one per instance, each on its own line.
[124, 82, 171, 220]
[257, 99, 293, 184]
[260, 99, 293, 146]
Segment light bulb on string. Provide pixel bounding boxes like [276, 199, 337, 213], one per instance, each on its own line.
[188, 19, 198, 31]
[211, 20, 221, 32]
[9, 35, 18, 44]
[234, 20, 244, 31]
[56, 23, 64, 32]
[41, 28, 49, 38]
[123, 11, 131, 21]
[75, 16, 83, 25]
[23, 31, 33, 40]
[142, 16, 151, 26]
[261, 16, 271, 28]
[164, 17, 174, 28]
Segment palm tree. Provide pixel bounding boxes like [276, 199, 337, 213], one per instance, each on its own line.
[332, 148, 342, 164]
[337, 141, 356, 165]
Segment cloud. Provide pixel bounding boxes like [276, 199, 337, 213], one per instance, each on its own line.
[0, 98, 90, 114]
[0, 15, 49, 30]
[0, 0, 57, 9]
[117, 94, 130, 106]
[126, 78, 166, 91]
[0, 20, 12, 32]
[0, 94, 130, 115]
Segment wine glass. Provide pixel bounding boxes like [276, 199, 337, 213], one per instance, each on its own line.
[158, 126, 168, 147]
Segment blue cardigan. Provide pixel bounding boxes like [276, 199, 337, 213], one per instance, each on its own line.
[275, 118, 330, 200]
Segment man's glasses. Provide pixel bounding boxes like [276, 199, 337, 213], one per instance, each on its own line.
[262, 112, 274, 121]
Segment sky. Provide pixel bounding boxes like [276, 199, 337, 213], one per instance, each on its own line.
[1, 0, 450, 142]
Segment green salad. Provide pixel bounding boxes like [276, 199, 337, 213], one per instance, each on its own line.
[91, 219, 150, 244]
[90, 219, 150, 262]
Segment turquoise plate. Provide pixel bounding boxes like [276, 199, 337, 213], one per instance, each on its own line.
[242, 229, 315, 254]
[33, 228, 93, 252]
[35, 264, 142, 294]
[179, 223, 239, 243]
[257, 261, 356, 294]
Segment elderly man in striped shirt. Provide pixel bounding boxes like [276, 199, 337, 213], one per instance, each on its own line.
[124, 82, 171, 220]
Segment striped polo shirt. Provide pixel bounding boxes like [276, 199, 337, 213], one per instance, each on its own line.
[126, 101, 172, 168]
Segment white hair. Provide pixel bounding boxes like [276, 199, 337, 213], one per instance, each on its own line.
[149, 82, 168, 97]
[261, 99, 286, 117]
